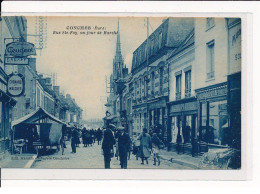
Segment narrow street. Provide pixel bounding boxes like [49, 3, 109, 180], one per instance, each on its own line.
[32, 141, 192, 169]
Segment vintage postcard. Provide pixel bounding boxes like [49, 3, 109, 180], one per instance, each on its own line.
[0, 15, 243, 175]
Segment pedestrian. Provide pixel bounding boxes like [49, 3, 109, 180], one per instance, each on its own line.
[91, 129, 96, 144]
[86, 130, 91, 146]
[101, 127, 115, 169]
[96, 128, 103, 145]
[71, 128, 77, 153]
[75, 128, 81, 147]
[137, 128, 152, 165]
[151, 133, 164, 166]
[114, 129, 120, 160]
[60, 124, 67, 155]
[128, 137, 133, 160]
[117, 127, 131, 169]
[132, 136, 140, 160]
[82, 128, 87, 147]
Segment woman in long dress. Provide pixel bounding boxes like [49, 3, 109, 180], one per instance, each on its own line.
[137, 128, 152, 165]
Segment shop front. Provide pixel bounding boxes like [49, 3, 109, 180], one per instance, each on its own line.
[147, 96, 168, 142]
[168, 97, 198, 155]
[0, 89, 16, 155]
[196, 82, 229, 153]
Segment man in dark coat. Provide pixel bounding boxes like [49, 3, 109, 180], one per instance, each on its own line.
[117, 127, 131, 169]
[96, 128, 103, 145]
[101, 127, 115, 169]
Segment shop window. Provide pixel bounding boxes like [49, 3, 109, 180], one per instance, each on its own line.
[201, 101, 229, 145]
[206, 40, 215, 79]
[176, 74, 182, 100]
[206, 18, 215, 30]
[185, 70, 191, 97]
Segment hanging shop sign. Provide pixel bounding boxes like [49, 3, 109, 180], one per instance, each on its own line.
[4, 57, 29, 65]
[5, 42, 36, 57]
[7, 73, 25, 97]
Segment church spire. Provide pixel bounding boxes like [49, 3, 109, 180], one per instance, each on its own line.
[115, 18, 122, 59]
[113, 18, 124, 80]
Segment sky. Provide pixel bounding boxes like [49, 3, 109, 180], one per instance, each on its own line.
[26, 16, 165, 120]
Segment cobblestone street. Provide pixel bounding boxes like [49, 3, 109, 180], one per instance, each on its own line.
[32, 141, 192, 169]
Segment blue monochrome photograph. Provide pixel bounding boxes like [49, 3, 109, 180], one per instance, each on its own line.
[0, 16, 241, 170]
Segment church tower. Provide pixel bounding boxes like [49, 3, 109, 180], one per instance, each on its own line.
[113, 19, 124, 81]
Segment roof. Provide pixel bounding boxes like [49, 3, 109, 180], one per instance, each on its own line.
[12, 107, 65, 127]
[37, 78, 56, 98]
[168, 28, 194, 60]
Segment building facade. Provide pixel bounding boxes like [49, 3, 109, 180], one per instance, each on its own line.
[226, 18, 241, 152]
[167, 29, 197, 154]
[194, 18, 232, 152]
[0, 16, 26, 155]
[130, 18, 194, 138]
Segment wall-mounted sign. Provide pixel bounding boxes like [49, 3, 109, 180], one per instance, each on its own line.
[4, 57, 29, 65]
[5, 42, 36, 57]
[196, 84, 227, 101]
[7, 73, 25, 97]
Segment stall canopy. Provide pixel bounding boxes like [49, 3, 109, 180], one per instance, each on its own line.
[12, 107, 65, 127]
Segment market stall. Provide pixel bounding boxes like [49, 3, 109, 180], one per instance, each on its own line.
[11, 107, 66, 155]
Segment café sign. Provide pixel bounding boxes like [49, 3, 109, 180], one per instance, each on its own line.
[7, 74, 25, 97]
[5, 42, 36, 57]
[5, 57, 29, 65]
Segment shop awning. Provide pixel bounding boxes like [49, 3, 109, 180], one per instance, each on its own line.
[12, 107, 65, 127]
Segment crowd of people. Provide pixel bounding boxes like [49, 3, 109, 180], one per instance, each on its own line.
[68, 127, 103, 154]
[63, 125, 165, 169]
[101, 126, 165, 169]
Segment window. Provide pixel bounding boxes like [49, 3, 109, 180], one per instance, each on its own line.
[139, 78, 142, 97]
[159, 32, 163, 49]
[176, 74, 182, 100]
[144, 43, 147, 59]
[206, 18, 215, 30]
[144, 76, 148, 97]
[139, 50, 142, 64]
[135, 81, 138, 98]
[207, 40, 215, 79]
[159, 68, 164, 94]
[185, 70, 191, 97]
[201, 101, 229, 145]
[151, 72, 155, 95]
[151, 38, 154, 54]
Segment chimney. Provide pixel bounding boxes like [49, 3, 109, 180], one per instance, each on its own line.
[66, 94, 71, 99]
[123, 67, 128, 78]
[29, 58, 36, 71]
